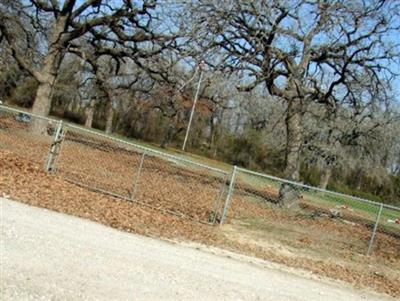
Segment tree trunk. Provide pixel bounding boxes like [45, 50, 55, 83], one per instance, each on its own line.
[85, 98, 96, 128]
[31, 80, 55, 133]
[32, 80, 54, 116]
[208, 115, 216, 149]
[160, 124, 175, 148]
[234, 113, 241, 134]
[212, 109, 225, 158]
[319, 166, 332, 190]
[105, 97, 114, 135]
[284, 100, 303, 181]
[355, 169, 364, 190]
[31, 16, 68, 133]
[279, 100, 304, 209]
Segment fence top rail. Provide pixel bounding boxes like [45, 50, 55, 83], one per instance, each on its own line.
[64, 124, 229, 176]
[236, 167, 400, 211]
[0, 105, 59, 123]
[2, 104, 398, 210]
[0, 104, 228, 175]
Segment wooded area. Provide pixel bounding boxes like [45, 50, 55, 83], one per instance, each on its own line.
[0, 0, 399, 205]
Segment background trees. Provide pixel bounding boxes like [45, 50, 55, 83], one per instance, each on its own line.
[0, 0, 178, 124]
[0, 0, 399, 205]
[189, 0, 400, 182]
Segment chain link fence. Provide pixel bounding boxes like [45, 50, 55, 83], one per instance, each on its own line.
[0, 107, 58, 168]
[56, 124, 229, 224]
[0, 106, 228, 224]
[0, 105, 399, 259]
[221, 167, 400, 262]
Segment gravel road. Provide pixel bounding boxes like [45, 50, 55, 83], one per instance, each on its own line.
[1, 197, 395, 301]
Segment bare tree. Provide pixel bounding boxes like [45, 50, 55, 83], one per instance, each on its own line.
[189, 0, 400, 208]
[191, 0, 400, 189]
[77, 52, 156, 133]
[0, 0, 178, 131]
[303, 103, 385, 189]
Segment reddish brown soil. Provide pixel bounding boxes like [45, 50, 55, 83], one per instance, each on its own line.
[1, 113, 400, 297]
[230, 191, 400, 264]
[1, 149, 400, 297]
[56, 130, 227, 223]
[0, 122, 226, 223]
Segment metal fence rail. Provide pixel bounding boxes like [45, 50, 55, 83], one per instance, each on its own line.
[0, 106, 228, 224]
[220, 166, 400, 259]
[57, 124, 229, 224]
[0, 106, 58, 168]
[0, 105, 399, 258]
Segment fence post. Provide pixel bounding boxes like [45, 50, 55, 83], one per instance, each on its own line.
[367, 203, 383, 255]
[210, 173, 228, 225]
[130, 151, 146, 201]
[220, 165, 237, 225]
[45, 120, 63, 172]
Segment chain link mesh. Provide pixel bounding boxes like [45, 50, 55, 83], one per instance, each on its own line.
[0, 107, 57, 168]
[56, 126, 142, 198]
[373, 205, 400, 275]
[1, 104, 399, 246]
[223, 167, 400, 266]
[0, 106, 228, 224]
[53, 124, 228, 224]
[133, 152, 228, 223]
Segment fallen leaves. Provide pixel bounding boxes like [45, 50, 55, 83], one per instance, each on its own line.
[1, 144, 400, 297]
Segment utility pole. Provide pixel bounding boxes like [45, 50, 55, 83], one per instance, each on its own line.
[182, 62, 205, 151]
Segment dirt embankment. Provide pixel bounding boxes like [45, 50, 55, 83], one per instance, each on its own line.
[3, 198, 394, 301]
[1, 149, 400, 297]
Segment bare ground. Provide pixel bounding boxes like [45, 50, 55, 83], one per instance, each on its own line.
[2, 198, 397, 301]
[1, 149, 399, 297]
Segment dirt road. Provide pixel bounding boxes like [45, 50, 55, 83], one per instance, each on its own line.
[1, 198, 395, 301]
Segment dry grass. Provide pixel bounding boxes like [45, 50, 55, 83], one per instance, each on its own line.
[231, 198, 399, 259]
